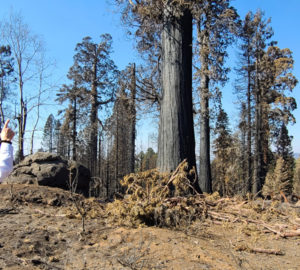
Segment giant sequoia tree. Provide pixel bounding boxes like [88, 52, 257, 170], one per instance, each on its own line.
[116, 0, 200, 193]
[72, 35, 118, 176]
[158, 4, 197, 176]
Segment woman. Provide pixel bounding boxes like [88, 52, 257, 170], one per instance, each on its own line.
[0, 119, 14, 182]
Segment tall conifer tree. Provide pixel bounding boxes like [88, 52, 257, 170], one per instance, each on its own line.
[42, 114, 55, 152]
[72, 35, 118, 176]
[194, 0, 239, 193]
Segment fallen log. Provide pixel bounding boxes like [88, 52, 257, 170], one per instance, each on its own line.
[235, 245, 284, 255]
[249, 247, 284, 256]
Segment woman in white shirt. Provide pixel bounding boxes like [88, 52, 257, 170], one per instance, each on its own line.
[0, 119, 14, 182]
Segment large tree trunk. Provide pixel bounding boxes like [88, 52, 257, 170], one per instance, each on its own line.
[89, 62, 98, 177]
[253, 61, 262, 194]
[199, 73, 212, 193]
[157, 6, 200, 192]
[246, 55, 252, 193]
[72, 98, 77, 161]
[17, 72, 26, 161]
[115, 107, 119, 182]
[18, 103, 26, 161]
[240, 103, 247, 194]
[129, 63, 136, 173]
[198, 27, 212, 193]
[98, 130, 102, 177]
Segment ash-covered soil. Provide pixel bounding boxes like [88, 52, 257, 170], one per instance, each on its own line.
[0, 184, 299, 270]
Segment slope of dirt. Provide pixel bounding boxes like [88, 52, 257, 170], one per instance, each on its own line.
[0, 184, 299, 270]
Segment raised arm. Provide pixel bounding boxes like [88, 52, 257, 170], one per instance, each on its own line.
[0, 120, 15, 182]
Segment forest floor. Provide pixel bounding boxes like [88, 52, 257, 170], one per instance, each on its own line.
[0, 184, 299, 270]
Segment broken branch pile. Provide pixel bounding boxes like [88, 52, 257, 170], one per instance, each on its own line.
[106, 161, 300, 238]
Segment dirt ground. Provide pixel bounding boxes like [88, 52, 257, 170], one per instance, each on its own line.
[0, 184, 299, 270]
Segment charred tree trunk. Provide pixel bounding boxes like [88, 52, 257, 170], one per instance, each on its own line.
[115, 107, 119, 182]
[253, 61, 262, 194]
[157, 6, 200, 192]
[198, 27, 212, 193]
[98, 130, 102, 177]
[72, 98, 77, 161]
[240, 103, 247, 194]
[199, 73, 211, 193]
[246, 52, 253, 193]
[89, 61, 98, 177]
[106, 153, 110, 199]
[129, 63, 136, 173]
[17, 76, 26, 161]
[17, 104, 26, 161]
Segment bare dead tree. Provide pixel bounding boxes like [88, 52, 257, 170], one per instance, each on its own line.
[1, 11, 46, 160]
[30, 53, 55, 154]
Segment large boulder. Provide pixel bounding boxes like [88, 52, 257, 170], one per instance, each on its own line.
[4, 152, 91, 196]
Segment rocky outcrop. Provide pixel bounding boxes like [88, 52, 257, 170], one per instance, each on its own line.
[4, 152, 91, 196]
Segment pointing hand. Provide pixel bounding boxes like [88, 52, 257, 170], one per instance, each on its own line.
[1, 119, 15, 142]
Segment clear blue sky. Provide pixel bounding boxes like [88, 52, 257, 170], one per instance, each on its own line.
[1, 0, 299, 153]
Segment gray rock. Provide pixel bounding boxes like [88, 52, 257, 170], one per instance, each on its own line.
[4, 152, 91, 196]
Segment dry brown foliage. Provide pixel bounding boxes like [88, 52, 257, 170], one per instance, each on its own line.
[106, 160, 203, 227]
[293, 157, 300, 195]
[106, 160, 300, 241]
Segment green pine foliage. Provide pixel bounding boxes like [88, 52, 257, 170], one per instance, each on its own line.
[0, 45, 14, 125]
[136, 148, 157, 172]
[42, 114, 55, 152]
[0, 45, 14, 127]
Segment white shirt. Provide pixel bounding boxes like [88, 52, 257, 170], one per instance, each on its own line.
[0, 143, 14, 182]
